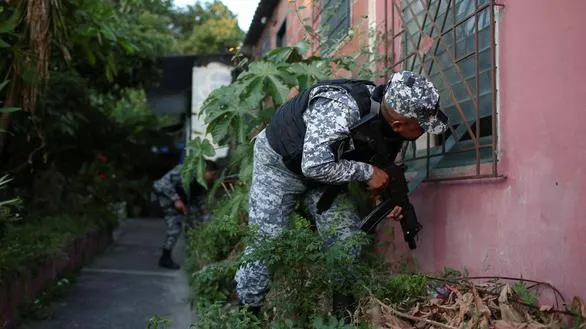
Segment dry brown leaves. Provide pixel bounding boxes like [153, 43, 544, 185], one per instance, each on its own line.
[355, 280, 584, 329]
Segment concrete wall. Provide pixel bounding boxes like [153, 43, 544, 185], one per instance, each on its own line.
[376, 0, 586, 300]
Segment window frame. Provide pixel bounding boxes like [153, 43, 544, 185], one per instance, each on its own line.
[319, 0, 352, 56]
[390, 0, 501, 182]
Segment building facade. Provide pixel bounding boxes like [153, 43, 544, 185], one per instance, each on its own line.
[243, 0, 586, 300]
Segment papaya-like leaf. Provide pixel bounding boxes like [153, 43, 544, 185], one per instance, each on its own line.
[239, 62, 291, 106]
[288, 62, 331, 92]
[263, 46, 304, 64]
[182, 137, 217, 190]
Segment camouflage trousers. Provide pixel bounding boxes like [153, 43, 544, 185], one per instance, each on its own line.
[156, 195, 184, 250]
[157, 195, 205, 250]
[234, 129, 363, 307]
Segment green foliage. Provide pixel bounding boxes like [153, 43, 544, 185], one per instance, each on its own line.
[184, 192, 247, 269]
[59, 0, 174, 95]
[0, 205, 116, 283]
[190, 301, 263, 329]
[185, 208, 426, 328]
[174, 0, 244, 54]
[181, 137, 217, 191]
[371, 273, 428, 309]
[146, 314, 172, 329]
[242, 214, 371, 324]
[190, 259, 239, 308]
[105, 88, 171, 127]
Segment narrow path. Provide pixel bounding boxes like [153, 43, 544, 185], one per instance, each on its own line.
[20, 218, 194, 329]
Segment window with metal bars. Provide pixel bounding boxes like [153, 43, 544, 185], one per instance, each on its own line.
[319, 0, 351, 56]
[392, 0, 498, 180]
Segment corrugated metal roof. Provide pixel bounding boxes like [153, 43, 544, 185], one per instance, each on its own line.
[243, 0, 280, 46]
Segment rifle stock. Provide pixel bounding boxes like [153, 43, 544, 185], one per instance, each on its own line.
[359, 164, 422, 250]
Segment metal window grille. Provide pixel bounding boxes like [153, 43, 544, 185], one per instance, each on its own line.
[319, 0, 351, 55]
[384, 0, 500, 182]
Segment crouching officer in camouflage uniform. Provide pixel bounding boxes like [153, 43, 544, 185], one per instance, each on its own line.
[234, 71, 448, 318]
[153, 160, 219, 269]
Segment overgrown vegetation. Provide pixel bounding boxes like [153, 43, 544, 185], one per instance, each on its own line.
[0, 0, 244, 324]
[0, 1, 245, 227]
[0, 204, 116, 282]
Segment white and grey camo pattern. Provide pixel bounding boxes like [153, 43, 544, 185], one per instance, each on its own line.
[384, 71, 448, 134]
[234, 129, 364, 307]
[158, 197, 186, 250]
[153, 165, 209, 249]
[300, 84, 376, 184]
[153, 165, 182, 203]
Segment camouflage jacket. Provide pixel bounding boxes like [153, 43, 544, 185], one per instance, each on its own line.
[153, 165, 208, 215]
[300, 84, 376, 185]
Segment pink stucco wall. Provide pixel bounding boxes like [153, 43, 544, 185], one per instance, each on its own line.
[378, 0, 586, 300]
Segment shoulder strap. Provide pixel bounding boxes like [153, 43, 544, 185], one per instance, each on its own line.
[311, 79, 376, 117]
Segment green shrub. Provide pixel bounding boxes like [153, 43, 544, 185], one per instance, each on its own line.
[0, 205, 116, 282]
[183, 185, 248, 272]
[189, 259, 239, 308]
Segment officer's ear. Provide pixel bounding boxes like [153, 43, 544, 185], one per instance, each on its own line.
[390, 120, 405, 132]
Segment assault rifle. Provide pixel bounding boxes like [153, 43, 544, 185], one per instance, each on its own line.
[359, 163, 422, 250]
[317, 99, 423, 249]
[345, 107, 423, 249]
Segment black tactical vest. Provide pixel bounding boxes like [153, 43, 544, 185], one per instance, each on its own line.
[265, 79, 378, 175]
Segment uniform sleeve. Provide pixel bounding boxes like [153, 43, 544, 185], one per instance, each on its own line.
[300, 89, 374, 184]
[155, 165, 182, 201]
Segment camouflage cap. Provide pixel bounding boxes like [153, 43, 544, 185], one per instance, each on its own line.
[383, 70, 448, 134]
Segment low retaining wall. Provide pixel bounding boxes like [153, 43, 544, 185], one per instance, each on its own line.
[0, 224, 114, 329]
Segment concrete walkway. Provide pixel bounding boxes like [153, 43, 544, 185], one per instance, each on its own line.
[20, 218, 194, 329]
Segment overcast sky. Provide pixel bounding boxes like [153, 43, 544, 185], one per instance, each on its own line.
[173, 0, 261, 32]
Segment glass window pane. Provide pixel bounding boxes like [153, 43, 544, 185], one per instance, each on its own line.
[459, 55, 476, 78]
[479, 48, 491, 70]
[455, 16, 475, 58]
[479, 69, 492, 95]
[455, 0, 474, 22]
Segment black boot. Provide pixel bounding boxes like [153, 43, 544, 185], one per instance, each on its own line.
[158, 248, 180, 270]
[332, 292, 356, 324]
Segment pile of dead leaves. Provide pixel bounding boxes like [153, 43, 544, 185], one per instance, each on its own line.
[357, 279, 586, 329]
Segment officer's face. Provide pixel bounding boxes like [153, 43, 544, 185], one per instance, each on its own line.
[382, 102, 425, 140]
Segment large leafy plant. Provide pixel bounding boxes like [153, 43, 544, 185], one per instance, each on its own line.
[181, 41, 336, 192]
